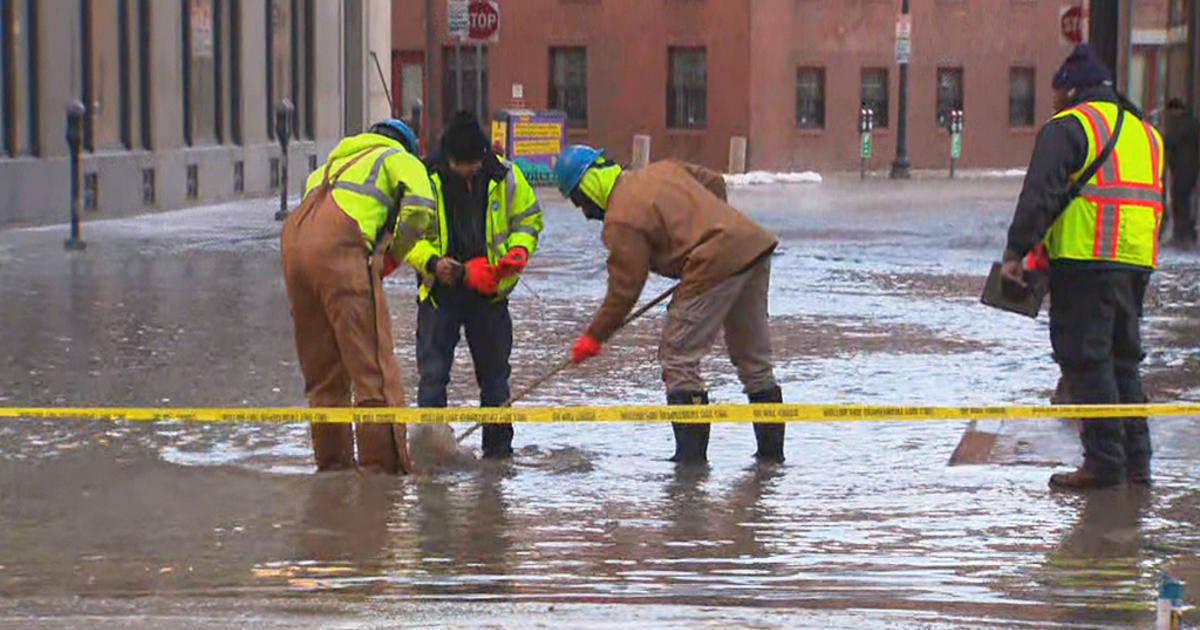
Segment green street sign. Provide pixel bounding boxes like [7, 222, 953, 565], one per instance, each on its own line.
[950, 133, 962, 159]
[861, 132, 873, 159]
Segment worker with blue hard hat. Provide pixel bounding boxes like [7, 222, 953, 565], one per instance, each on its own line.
[280, 116, 435, 475]
[553, 145, 786, 465]
[368, 118, 420, 155]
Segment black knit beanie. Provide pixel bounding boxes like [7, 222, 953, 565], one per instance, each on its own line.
[441, 110, 489, 162]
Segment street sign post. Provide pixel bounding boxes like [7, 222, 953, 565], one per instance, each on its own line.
[895, 14, 912, 64]
[447, 0, 468, 39]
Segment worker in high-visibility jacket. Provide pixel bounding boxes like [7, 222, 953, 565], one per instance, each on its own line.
[405, 111, 543, 458]
[281, 118, 434, 474]
[1001, 44, 1164, 490]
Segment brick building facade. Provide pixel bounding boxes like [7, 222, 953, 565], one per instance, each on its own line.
[393, 0, 1092, 173]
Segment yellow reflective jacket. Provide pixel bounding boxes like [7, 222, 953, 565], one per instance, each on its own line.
[1044, 101, 1165, 268]
[406, 159, 543, 301]
[303, 133, 435, 259]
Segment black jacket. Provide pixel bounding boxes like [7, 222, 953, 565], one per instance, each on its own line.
[1004, 86, 1160, 270]
[427, 151, 509, 265]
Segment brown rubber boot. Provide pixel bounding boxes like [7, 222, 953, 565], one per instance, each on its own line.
[311, 423, 355, 471]
[356, 422, 402, 474]
[1049, 467, 1123, 490]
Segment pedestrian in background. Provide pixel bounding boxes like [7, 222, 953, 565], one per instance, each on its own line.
[1163, 97, 1200, 247]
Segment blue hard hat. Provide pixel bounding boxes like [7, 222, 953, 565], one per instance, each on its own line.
[370, 118, 419, 153]
[555, 144, 604, 197]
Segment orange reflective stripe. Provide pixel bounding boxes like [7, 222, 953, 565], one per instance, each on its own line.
[1074, 104, 1116, 183]
[1145, 121, 1162, 182]
[1051, 101, 1162, 267]
[1080, 185, 1165, 207]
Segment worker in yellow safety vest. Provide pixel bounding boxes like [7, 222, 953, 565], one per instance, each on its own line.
[404, 111, 543, 458]
[281, 118, 435, 474]
[1001, 44, 1164, 490]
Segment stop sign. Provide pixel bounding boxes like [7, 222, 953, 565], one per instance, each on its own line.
[1060, 4, 1084, 46]
[468, 0, 499, 43]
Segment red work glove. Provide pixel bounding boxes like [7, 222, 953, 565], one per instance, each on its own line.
[570, 334, 602, 364]
[463, 257, 500, 295]
[380, 252, 402, 278]
[1024, 244, 1050, 273]
[496, 247, 529, 279]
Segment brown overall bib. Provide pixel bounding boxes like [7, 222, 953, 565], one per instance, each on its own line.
[280, 149, 412, 474]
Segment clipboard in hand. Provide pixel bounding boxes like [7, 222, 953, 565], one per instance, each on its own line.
[980, 262, 1048, 318]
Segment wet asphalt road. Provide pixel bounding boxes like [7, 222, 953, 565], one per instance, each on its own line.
[0, 175, 1198, 628]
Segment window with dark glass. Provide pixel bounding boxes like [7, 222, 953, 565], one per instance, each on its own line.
[861, 68, 889, 128]
[182, 0, 219, 145]
[1, 0, 9, 156]
[667, 47, 706, 129]
[226, 0, 241, 144]
[795, 67, 825, 129]
[441, 45, 489, 127]
[936, 67, 964, 128]
[4, 0, 37, 156]
[291, 0, 313, 139]
[549, 47, 587, 129]
[82, 0, 135, 151]
[137, 0, 151, 149]
[1009, 67, 1035, 128]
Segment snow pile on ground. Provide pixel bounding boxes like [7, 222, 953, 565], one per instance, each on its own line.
[724, 171, 823, 186]
[963, 168, 1027, 178]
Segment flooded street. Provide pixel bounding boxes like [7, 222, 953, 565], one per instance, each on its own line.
[1, 176, 1199, 628]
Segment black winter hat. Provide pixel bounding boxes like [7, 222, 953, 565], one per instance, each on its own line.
[441, 110, 489, 162]
[1052, 43, 1112, 92]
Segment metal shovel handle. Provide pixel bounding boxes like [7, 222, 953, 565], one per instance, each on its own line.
[455, 283, 679, 444]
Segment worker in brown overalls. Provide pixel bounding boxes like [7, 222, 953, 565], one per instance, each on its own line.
[281, 119, 435, 473]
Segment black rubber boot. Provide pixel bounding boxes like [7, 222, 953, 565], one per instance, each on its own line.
[481, 423, 514, 459]
[667, 390, 710, 465]
[749, 385, 785, 463]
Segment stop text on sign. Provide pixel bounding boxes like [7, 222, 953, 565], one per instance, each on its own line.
[448, 0, 499, 43]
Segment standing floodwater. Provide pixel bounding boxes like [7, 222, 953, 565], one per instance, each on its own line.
[0, 176, 1198, 628]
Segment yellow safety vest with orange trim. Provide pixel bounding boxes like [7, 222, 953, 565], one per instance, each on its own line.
[1043, 101, 1164, 268]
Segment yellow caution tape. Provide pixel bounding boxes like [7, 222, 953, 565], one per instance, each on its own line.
[0, 403, 1197, 424]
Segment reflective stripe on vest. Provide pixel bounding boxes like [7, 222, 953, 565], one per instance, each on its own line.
[422, 160, 540, 301]
[331, 148, 401, 208]
[1044, 101, 1164, 268]
[486, 164, 542, 261]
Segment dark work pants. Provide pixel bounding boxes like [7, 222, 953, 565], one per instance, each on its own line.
[1049, 266, 1152, 479]
[1171, 172, 1197, 243]
[416, 291, 513, 452]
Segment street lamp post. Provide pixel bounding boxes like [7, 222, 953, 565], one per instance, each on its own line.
[890, 0, 912, 179]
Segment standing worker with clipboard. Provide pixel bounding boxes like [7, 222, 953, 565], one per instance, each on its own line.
[998, 44, 1165, 490]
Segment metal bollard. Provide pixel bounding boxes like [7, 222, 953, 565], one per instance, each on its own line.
[64, 100, 88, 251]
[275, 99, 295, 221]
